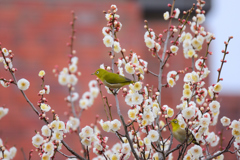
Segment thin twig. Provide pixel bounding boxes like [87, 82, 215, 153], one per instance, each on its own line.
[147, 70, 159, 77]
[58, 150, 77, 158]
[21, 148, 27, 160]
[111, 15, 115, 73]
[217, 37, 232, 82]
[165, 118, 173, 154]
[61, 140, 86, 160]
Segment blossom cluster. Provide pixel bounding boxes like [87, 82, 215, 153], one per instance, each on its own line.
[0, 138, 17, 160]
[221, 116, 240, 157]
[0, 107, 16, 160]
[79, 80, 99, 109]
[0, 47, 30, 90]
[99, 119, 121, 132]
[0, 48, 13, 71]
[31, 67, 84, 159]
[117, 52, 148, 81]
[102, 5, 122, 53]
[57, 56, 80, 86]
[32, 116, 72, 159]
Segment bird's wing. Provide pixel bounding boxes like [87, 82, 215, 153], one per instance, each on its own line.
[173, 128, 187, 143]
[105, 73, 132, 84]
[187, 130, 199, 145]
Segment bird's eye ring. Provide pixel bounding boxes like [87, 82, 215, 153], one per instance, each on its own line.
[96, 71, 99, 74]
[174, 120, 177, 124]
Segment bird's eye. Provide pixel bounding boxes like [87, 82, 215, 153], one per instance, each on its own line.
[174, 120, 177, 124]
[96, 71, 99, 74]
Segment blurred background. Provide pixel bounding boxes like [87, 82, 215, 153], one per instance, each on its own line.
[0, 0, 239, 159]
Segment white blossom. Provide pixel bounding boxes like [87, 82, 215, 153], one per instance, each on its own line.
[132, 93, 143, 105]
[68, 116, 80, 130]
[52, 130, 63, 140]
[197, 14, 205, 24]
[40, 103, 51, 112]
[41, 125, 51, 137]
[58, 73, 68, 86]
[80, 126, 93, 139]
[174, 8, 180, 19]
[99, 119, 112, 132]
[111, 119, 121, 131]
[163, 11, 169, 20]
[170, 45, 179, 53]
[0, 107, 8, 120]
[121, 143, 131, 154]
[220, 116, 231, 127]
[2, 48, 9, 56]
[213, 82, 222, 92]
[32, 133, 44, 147]
[182, 107, 194, 119]
[125, 62, 135, 74]
[144, 37, 155, 49]
[17, 78, 30, 91]
[190, 145, 203, 158]
[209, 100, 220, 113]
[231, 120, 240, 130]
[147, 130, 159, 142]
[114, 41, 121, 53]
[9, 147, 17, 159]
[103, 35, 114, 47]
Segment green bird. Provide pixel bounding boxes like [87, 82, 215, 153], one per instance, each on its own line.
[92, 69, 135, 89]
[170, 119, 199, 145]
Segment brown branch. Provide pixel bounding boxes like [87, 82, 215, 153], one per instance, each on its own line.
[114, 94, 140, 160]
[217, 37, 232, 82]
[58, 150, 77, 158]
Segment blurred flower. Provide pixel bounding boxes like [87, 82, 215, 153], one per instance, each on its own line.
[111, 119, 121, 131]
[174, 8, 180, 19]
[209, 101, 220, 113]
[182, 107, 194, 119]
[38, 70, 46, 77]
[144, 37, 155, 49]
[220, 116, 231, 127]
[0, 107, 8, 120]
[163, 11, 169, 20]
[41, 125, 51, 137]
[170, 45, 179, 53]
[113, 41, 121, 53]
[213, 82, 222, 92]
[197, 14, 205, 24]
[99, 120, 112, 132]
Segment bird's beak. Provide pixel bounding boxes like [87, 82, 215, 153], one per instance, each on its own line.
[91, 73, 95, 75]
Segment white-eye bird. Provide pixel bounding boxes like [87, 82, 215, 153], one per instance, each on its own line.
[170, 119, 199, 145]
[92, 68, 135, 89]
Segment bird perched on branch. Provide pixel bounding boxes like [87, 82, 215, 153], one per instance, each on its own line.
[170, 119, 199, 145]
[92, 68, 135, 89]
